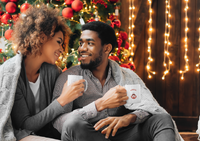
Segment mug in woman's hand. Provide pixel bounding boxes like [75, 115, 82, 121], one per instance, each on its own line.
[67, 75, 88, 92]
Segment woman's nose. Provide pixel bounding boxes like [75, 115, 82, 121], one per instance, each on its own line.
[59, 45, 64, 53]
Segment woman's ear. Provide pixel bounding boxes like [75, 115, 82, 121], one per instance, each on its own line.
[40, 33, 47, 43]
[104, 44, 112, 55]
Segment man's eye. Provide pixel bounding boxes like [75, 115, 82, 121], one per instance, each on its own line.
[88, 42, 93, 45]
[79, 42, 83, 46]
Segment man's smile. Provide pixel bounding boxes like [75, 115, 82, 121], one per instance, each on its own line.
[79, 53, 92, 61]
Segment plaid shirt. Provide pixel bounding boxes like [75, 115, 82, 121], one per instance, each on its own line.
[52, 65, 150, 133]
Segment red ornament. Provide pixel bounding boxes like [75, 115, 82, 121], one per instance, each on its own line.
[117, 38, 122, 48]
[108, 56, 120, 62]
[6, 2, 17, 14]
[110, 22, 114, 28]
[20, 3, 31, 13]
[113, 19, 121, 28]
[0, 11, 4, 21]
[109, 14, 115, 21]
[5, 29, 13, 40]
[1, 13, 12, 24]
[124, 41, 129, 49]
[0, 48, 2, 53]
[120, 63, 130, 69]
[62, 7, 73, 19]
[0, 0, 9, 3]
[117, 38, 122, 55]
[128, 63, 135, 71]
[120, 31, 128, 40]
[65, 0, 74, 5]
[71, 0, 83, 12]
[87, 17, 95, 23]
[109, 0, 118, 3]
[10, 0, 19, 3]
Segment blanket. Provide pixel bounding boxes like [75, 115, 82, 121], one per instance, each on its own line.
[0, 53, 22, 141]
[109, 59, 184, 141]
[0, 53, 184, 141]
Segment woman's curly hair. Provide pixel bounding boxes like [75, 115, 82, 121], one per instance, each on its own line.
[12, 4, 71, 56]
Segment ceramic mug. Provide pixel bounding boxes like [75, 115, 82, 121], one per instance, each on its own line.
[67, 75, 88, 92]
[124, 84, 141, 108]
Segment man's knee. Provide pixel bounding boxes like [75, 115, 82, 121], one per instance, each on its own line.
[149, 113, 174, 130]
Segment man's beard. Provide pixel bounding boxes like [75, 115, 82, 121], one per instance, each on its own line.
[80, 49, 103, 70]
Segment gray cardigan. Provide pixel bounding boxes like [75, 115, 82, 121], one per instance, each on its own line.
[4, 54, 64, 140]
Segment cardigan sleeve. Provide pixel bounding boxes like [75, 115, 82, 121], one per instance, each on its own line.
[11, 78, 65, 132]
[11, 64, 64, 133]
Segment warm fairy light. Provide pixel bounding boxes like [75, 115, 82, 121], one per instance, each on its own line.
[180, 0, 189, 80]
[196, 9, 200, 72]
[146, 0, 155, 78]
[128, 0, 135, 63]
[162, 0, 172, 80]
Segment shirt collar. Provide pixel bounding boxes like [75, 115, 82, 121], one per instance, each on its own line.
[84, 65, 112, 82]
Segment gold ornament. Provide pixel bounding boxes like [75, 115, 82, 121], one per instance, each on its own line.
[122, 49, 130, 59]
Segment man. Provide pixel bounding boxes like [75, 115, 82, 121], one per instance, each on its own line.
[52, 21, 181, 141]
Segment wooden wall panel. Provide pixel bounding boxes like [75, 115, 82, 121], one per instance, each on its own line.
[154, 0, 165, 108]
[120, 0, 200, 131]
[165, 0, 181, 116]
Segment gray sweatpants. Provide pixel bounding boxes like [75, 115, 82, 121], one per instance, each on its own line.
[61, 113, 175, 141]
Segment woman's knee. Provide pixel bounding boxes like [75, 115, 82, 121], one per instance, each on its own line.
[62, 115, 86, 132]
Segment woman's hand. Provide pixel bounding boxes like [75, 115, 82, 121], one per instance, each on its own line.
[57, 79, 85, 106]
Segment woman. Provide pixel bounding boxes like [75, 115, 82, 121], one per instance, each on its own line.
[10, 5, 85, 141]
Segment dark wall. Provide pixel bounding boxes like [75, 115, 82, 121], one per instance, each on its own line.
[120, 0, 200, 131]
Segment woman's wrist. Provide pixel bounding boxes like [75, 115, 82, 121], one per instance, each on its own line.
[57, 96, 66, 107]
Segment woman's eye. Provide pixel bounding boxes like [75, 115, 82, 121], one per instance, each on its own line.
[57, 41, 61, 44]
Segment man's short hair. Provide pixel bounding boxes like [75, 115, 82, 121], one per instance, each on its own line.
[81, 21, 117, 52]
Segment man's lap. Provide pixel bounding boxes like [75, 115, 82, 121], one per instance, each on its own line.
[61, 113, 175, 141]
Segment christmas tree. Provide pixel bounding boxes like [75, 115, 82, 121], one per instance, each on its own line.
[0, 0, 135, 71]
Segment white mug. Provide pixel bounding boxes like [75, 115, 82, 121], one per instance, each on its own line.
[67, 75, 88, 92]
[124, 84, 141, 108]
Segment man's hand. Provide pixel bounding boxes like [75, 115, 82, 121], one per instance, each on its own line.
[94, 114, 137, 139]
[95, 85, 128, 112]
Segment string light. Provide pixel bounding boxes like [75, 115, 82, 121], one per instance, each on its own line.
[196, 10, 200, 72]
[146, 0, 156, 78]
[162, 0, 172, 80]
[128, 0, 135, 64]
[180, 0, 189, 80]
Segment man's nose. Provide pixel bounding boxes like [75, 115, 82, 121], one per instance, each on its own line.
[79, 43, 87, 51]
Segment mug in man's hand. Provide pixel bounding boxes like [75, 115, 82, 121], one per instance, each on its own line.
[67, 75, 88, 92]
[124, 84, 141, 108]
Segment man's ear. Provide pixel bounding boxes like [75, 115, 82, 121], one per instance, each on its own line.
[104, 44, 112, 55]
